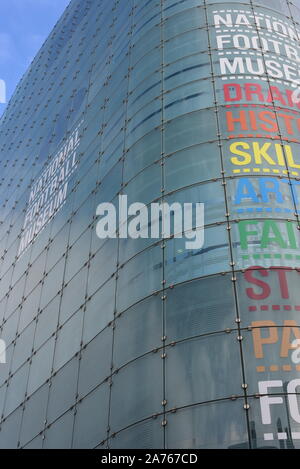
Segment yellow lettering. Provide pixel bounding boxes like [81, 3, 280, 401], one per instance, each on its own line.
[230, 141, 251, 165]
[253, 142, 275, 165]
[285, 145, 300, 169]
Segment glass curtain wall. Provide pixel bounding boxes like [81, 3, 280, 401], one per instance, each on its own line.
[0, 0, 300, 449]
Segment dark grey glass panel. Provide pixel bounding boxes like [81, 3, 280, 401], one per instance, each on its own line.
[87, 240, 118, 297]
[72, 384, 109, 449]
[27, 338, 55, 396]
[165, 400, 249, 449]
[165, 333, 243, 408]
[114, 295, 163, 368]
[40, 258, 65, 311]
[0, 384, 7, 419]
[0, 408, 22, 449]
[34, 296, 60, 350]
[60, 266, 88, 324]
[117, 246, 163, 312]
[64, 228, 91, 284]
[4, 363, 29, 417]
[78, 327, 112, 398]
[164, 110, 217, 155]
[83, 279, 115, 344]
[19, 384, 48, 446]
[110, 354, 163, 433]
[109, 418, 164, 449]
[47, 357, 78, 424]
[165, 275, 236, 341]
[164, 143, 221, 190]
[23, 435, 43, 449]
[18, 285, 41, 332]
[124, 128, 161, 183]
[44, 411, 74, 449]
[165, 224, 230, 286]
[0, 0, 297, 450]
[11, 322, 35, 373]
[54, 310, 83, 371]
[0, 344, 13, 388]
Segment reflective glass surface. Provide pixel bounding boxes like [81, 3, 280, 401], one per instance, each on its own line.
[0, 0, 299, 449]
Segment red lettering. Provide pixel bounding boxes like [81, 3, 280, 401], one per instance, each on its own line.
[244, 83, 264, 102]
[267, 86, 287, 106]
[223, 84, 242, 102]
[245, 266, 271, 300]
[269, 267, 292, 300]
[259, 111, 278, 132]
[226, 110, 248, 132]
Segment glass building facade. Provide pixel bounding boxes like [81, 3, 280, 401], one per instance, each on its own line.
[0, 0, 300, 449]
